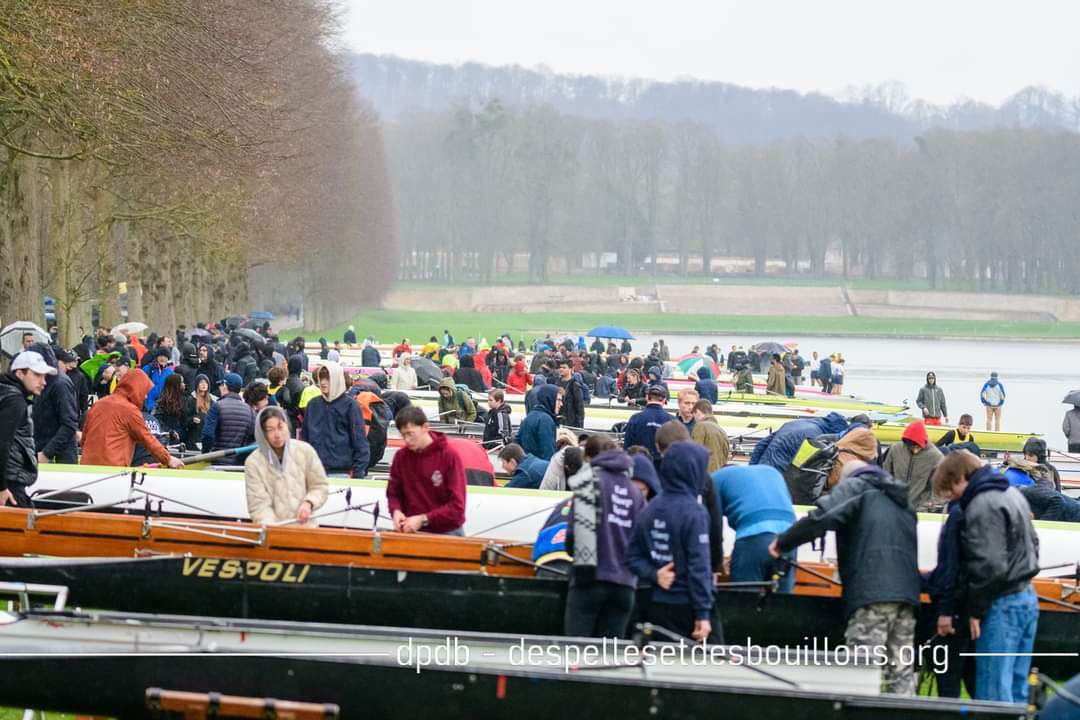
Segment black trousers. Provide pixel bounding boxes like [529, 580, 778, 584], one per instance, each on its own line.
[564, 580, 635, 639]
[923, 623, 976, 698]
[646, 600, 725, 645]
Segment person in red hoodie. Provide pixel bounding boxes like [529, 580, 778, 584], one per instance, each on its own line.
[386, 406, 466, 535]
[81, 369, 184, 469]
[506, 356, 532, 395]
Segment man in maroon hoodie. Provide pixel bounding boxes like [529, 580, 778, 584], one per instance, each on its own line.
[387, 406, 467, 535]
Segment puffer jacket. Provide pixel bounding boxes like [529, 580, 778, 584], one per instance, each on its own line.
[244, 406, 329, 526]
[777, 464, 921, 619]
[515, 385, 558, 460]
[750, 413, 849, 472]
[959, 465, 1040, 619]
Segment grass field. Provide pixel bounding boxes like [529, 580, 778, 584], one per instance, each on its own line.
[393, 274, 970, 291]
[282, 309, 1080, 345]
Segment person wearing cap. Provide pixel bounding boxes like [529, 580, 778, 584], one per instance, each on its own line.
[80, 368, 184, 470]
[979, 372, 1005, 432]
[882, 420, 945, 512]
[917, 372, 948, 426]
[0, 351, 56, 505]
[201, 372, 255, 461]
[30, 345, 79, 465]
[622, 384, 675, 459]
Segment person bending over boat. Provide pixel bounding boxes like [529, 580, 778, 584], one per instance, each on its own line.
[626, 441, 719, 643]
[387, 406, 466, 535]
[930, 450, 1040, 703]
[81, 368, 184, 471]
[771, 461, 920, 696]
[245, 406, 328, 527]
[881, 420, 944, 512]
[564, 438, 645, 639]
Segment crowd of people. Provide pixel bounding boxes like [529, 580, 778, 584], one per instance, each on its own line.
[0, 322, 1075, 703]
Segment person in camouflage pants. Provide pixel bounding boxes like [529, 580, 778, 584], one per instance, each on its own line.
[845, 601, 917, 695]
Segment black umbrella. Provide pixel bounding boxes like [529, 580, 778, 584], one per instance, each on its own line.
[223, 315, 245, 328]
[232, 327, 267, 352]
[410, 356, 442, 388]
[1062, 390, 1080, 406]
[751, 341, 788, 357]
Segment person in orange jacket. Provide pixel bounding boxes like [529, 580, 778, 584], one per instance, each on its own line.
[81, 369, 184, 469]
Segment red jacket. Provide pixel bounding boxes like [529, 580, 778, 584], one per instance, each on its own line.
[506, 361, 531, 395]
[386, 431, 466, 533]
[81, 369, 171, 467]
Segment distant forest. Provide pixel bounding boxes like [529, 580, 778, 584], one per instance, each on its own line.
[355, 54, 1080, 293]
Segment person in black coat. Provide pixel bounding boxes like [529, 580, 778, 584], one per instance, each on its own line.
[343, 325, 358, 345]
[153, 374, 196, 449]
[454, 355, 487, 393]
[231, 342, 259, 387]
[31, 345, 79, 464]
[196, 344, 224, 397]
[56, 349, 90, 428]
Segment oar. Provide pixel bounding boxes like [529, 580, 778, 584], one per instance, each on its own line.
[173, 444, 257, 465]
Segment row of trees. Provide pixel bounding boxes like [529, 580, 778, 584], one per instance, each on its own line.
[0, 1, 397, 346]
[387, 99, 1080, 293]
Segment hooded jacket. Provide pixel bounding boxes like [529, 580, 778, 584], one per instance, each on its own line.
[81, 369, 172, 467]
[694, 367, 719, 404]
[690, 416, 730, 474]
[453, 355, 487, 393]
[712, 464, 796, 541]
[749, 412, 849, 472]
[506, 453, 549, 489]
[882, 422, 944, 511]
[979, 377, 1005, 407]
[244, 406, 329, 526]
[386, 430, 466, 532]
[515, 384, 559, 460]
[144, 357, 174, 414]
[959, 465, 1040, 619]
[626, 442, 714, 618]
[777, 464, 921, 618]
[622, 402, 675, 458]
[282, 355, 306, 428]
[482, 402, 513, 446]
[1019, 484, 1080, 523]
[436, 377, 477, 423]
[0, 372, 37, 489]
[1063, 407, 1080, 445]
[303, 361, 370, 477]
[566, 450, 644, 588]
[631, 454, 661, 499]
[916, 375, 948, 419]
[506, 360, 531, 394]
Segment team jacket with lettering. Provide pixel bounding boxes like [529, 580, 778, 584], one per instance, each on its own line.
[626, 442, 714, 619]
[569, 450, 645, 588]
[386, 431, 466, 533]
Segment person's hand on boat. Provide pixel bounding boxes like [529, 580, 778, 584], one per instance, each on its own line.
[37, 452, 48, 465]
[936, 615, 954, 637]
[166, 456, 185, 470]
[722, 557, 731, 576]
[968, 617, 980, 640]
[656, 562, 675, 590]
[296, 500, 313, 525]
[691, 619, 711, 642]
[392, 509, 407, 531]
[0, 490, 13, 507]
[767, 540, 781, 559]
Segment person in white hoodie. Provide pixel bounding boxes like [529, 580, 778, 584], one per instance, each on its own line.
[244, 405, 329, 526]
[390, 354, 418, 391]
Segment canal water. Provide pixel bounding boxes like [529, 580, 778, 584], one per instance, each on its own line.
[631, 334, 1080, 449]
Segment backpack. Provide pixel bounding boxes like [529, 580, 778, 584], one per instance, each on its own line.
[782, 437, 839, 504]
[573, 374, 591, 405]
[355, 392, 392, 465]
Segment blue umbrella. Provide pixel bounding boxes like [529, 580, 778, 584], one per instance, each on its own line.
[250, 310, 275, 320]
[586, 325, 635, 340]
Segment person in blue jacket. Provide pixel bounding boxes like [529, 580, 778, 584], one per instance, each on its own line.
[515, 384, 559, 460]
[627, 441, 719, 642]
[303, 361, 369, 477]
[499, 443, 550, 489]
[712, 464, 797, 592]
[144, 348, 174, 414]
[694, 366, 718, 405]
[749, 412, 849, 472]
[622, 385, 675, 458]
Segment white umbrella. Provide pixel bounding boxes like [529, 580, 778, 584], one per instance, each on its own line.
[112, 321, 148, 336]
[0, 321, 49, 358]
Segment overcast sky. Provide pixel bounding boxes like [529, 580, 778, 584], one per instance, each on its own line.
[340, 0, 1080, 106]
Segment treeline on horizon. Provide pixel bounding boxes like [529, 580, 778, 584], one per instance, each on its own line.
[387, 99, 1080, 294]
[0, 1, 397, 345]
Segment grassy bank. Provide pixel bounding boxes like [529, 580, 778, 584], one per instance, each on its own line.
[282, 310, 1080, 344]
[393, 275, 952, 291]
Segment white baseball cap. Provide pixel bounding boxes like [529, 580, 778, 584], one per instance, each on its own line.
[10, 351, 57, 376]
